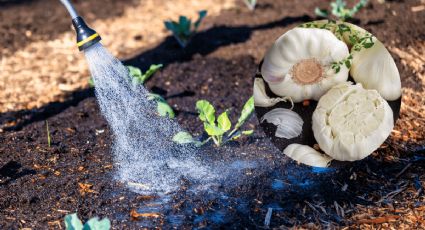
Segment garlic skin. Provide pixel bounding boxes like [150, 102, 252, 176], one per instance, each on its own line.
[284, 144, 333, 167]
[261, 108, 303, 139]
[350, 36, 401, 101]
[253, 78, 293, 108]
[261, 28, 350, 102]
[312, 83, 394, 161]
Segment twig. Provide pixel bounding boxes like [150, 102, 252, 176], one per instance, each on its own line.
[264, 208, 273, 228]
[395, 163, 412, 178]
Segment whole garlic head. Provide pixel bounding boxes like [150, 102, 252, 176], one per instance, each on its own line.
[312, 83, 394, 161]
[261, 27, 350, 102]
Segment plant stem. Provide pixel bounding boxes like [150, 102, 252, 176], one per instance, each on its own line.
[227, 128, 238, 139]
[211, 136, 220, 146]
[46, 121, 51, 148]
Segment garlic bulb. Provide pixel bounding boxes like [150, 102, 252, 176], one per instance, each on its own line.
[253, 78, 293, 108]
[260, 108, 303, 139]
[261, 28, 350, 102]
[349, 35, 401, 101]
[312, 83, 394, 161]
[283, 144, 333, 167]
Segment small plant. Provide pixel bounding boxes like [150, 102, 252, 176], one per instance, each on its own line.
[244, 0, 256, 11]
[147, 93, 175, 119]
[164, 10, 207, 47]
[173, 97, 254, 147]
[89, 65, 173, 119]
[46, 121, 51, 147]
[127, 64, 163, 85]
[89, 64, 163, 87]
[315, 0, 368, 21]
[64, 213, 110, 230]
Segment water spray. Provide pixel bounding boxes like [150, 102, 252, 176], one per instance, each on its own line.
[60, 0, 101, 51]
[58, 0, 219, 193]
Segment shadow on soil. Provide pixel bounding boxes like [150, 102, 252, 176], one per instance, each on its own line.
[0, 0, 140, 55]
[0, 14, 311, 131]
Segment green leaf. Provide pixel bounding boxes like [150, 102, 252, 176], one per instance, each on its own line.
[65, 214, 84, 230]
[173, 131, 194, 144]
[315, 8, 329, 18]
[196, 100, 215, 125]
[204, 122, 225, 136]
[345, 60, 351, 69]
[242, 130, 254, 135]
[88, 77, 95, 87]
[194, 10, 207, 31]
[217, 111, 231, 132]
[83, 217, 111, 230]
[157, 101, 175, 118]
[147, 93, 175, 118]
[179, 16, 191, 35]
[363, 42, 374, 48]
[127, 66, 142, 79]
[164, 21, 177, 33]
[235, 96, 254, 129]
[140, 64, 163, 84]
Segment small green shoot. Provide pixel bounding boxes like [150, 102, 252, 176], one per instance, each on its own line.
[147, 93, 175, 119]
[164, 10, 207, 47]
[89, 64, 163, 88]
[173, 97, 254, 147]
[128, 64, 163, 85]
[64, 213, 111, 230]
[46, 120, 51, 148]
[315, 0, 368, 21]
[244, 0, 257, 11]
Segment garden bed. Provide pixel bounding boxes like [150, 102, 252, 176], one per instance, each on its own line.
[1, 0, 425, 228]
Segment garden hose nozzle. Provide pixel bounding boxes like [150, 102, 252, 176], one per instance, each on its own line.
[60, 0, 101, 51]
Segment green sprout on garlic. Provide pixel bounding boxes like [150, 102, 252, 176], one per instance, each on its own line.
[315, 0, 368, 21]
[164, 10, 207, 48]
[173, 97, 254, 147]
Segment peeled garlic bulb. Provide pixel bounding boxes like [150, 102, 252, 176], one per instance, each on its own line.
[261, 28, 350, 102]
[253, 78, 293, 108]
[350, 37, 401, 101]
[261, 108, 303, 139]
[312, 83, 394, 161]
[284, 144, 333, 167]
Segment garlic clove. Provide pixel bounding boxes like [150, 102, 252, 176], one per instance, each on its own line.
[261, 108, 303, 139]
[283, 144, 333, 167]
[312, 83, 394, 161]
[261, 28, 350, 103]
[350, 37, 402, 101]
[253, 78, 293, 108]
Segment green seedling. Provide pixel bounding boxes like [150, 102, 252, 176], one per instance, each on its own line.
[46, 121, 51, 148]
[315, 0, 368, 21]
[127, 64, 163, 85]
[173, 97, 254, 147]
[88, 64, 163, 87]
[164, 10, 207, 47]
[89, 65, 173, 118]
[64, 213, 110, 230]
[244, 0, 256, 11]
[147, 93, 175, 119]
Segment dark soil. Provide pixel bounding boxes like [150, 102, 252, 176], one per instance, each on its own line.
[1, 0, 425, 229]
